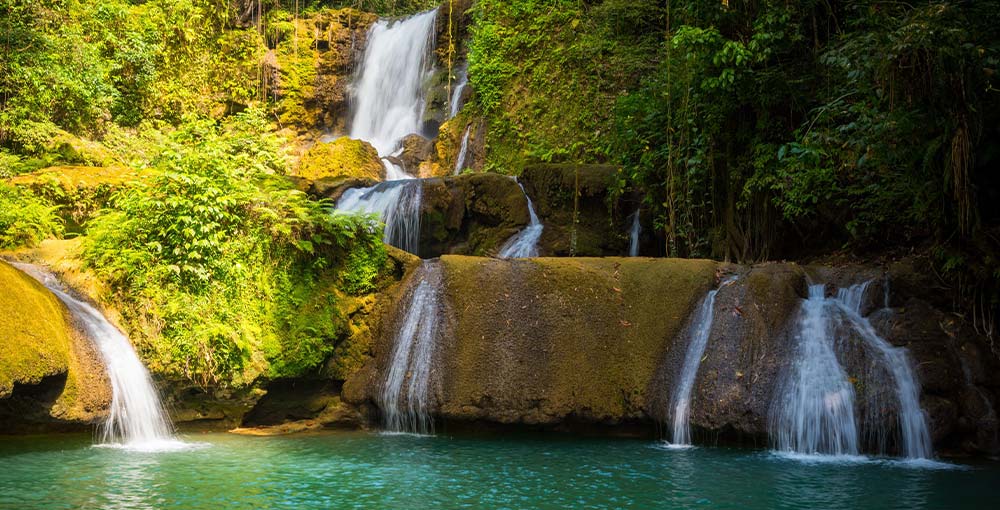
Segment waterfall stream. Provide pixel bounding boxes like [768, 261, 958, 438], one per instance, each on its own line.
[335, 9, 439, 255]
[628, 209, 641, 257]
[772, 284, 861, 456]
[453, 126, 471, 175]
[498, 179, 543, 258]
[668, 278, 732, 446]
[833, 283, 933, 459]
[379, 262, 444, 434]
[12, 263, 180, 451]
[449, 64, 469, 118]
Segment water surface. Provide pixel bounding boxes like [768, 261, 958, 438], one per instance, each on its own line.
[0, 432, 995, 509]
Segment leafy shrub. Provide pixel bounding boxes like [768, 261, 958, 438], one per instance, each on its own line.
[0, 184, 64, 250]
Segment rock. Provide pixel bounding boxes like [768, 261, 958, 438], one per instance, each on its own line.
[519, 164, 629, 256]
[0, 260, 110, 432]
[398, 134, 436, 174]
[296, 138, 384, 182]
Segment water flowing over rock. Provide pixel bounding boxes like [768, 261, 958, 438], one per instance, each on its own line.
[449, 64, 469, 118]
[628, 210, 641, 257]
[834, 282, 933, 459]
[771, 284, 861, 456]
[379, 262, 444, 434]
[497, 179, 543, 258]
[13, 264, 178, 449]
[336, 9, 440, 255]
[453, 126, 470, 175]
[669, 277, 733, 446]
[349, 9, 439, 156]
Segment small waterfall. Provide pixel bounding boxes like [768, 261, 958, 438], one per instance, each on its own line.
[628, 209, 641, 257]
[449, 64, 469, 118]
[337, 177, 423, 254]
[771, 284, 861, 456]
[669, 278, 731, 446]
[453, 126, 471, 175]
[833, 283, 933, 459]
[498, 179, 544, 258]
[349, 9, 439, 156]
[336, 9, 439, 255]
[379, 262, 443, 434]
[12, 263, 179, 450]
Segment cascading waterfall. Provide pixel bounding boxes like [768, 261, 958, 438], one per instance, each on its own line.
[336, 9, 439, 255]
[449, 64, 469, 118]
[337, 180, 423, 255]
[833, 282, 933, 459]
[668, 278, 732, 446]
[453, 126, 471, 175]
[628, 209, 641, 257]
[348, 9, 439, 156]
[12, 263, 179, 450]
[379, 262, 444, 434]
[771, 284, 861, 456]
[498, 179, 544, 258]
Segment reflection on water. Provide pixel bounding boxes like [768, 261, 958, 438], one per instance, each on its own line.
[0, 432, 996, 510]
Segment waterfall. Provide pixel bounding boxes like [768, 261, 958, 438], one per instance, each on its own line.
[12, 263, 180, 451]
[336, 9, 439, 255]
[453, 126, 471, 175]
[668, 278, 732, 446]
[498, 179, 544, 258]
[349, 9, 439, 156]
[337, 178, 423, 255]
[771, 284, 861, 456]
[449, 64, 469, 118]
[628, 209, 641, 257]
[833, 283, 933, 459]
[379, 263, 443, 434]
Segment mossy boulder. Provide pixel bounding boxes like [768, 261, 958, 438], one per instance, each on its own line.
[0, 260, 110, 431]
[296, 138, 384, 182]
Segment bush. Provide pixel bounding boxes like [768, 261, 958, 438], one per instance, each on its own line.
[0, 184, 64, 250]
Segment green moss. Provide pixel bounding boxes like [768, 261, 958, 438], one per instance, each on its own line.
[297, 138, 384, 181]
[0, 261, 71, 398]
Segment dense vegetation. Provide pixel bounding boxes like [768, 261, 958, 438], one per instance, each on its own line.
[2, 0, 998, 385]
[467, 0, 999, 337]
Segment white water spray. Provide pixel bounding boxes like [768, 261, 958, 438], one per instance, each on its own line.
[379, 263, 443, 434]
[13, 263, 180, 451]
[498, 180, 543, 259]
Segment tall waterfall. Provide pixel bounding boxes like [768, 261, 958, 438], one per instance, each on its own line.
[349, 9, 439, 156]
[453, 126, 471, 175]
[669, 278, 731, 446]
[13, 263, 179, 450]
[833, 283, 932, 459]
[771, 284, 861, 456]
[379, 262, 444, 434]
[628, 209, 641, 257]
[449, 64, 469, 118]
[498, 179, 543, 258]
[336, 9, 440, 255]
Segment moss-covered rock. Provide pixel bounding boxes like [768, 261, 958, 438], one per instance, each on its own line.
[6, 165, 153, 231]
[0, 260, 110, 431]
[296, 138, 384, 182]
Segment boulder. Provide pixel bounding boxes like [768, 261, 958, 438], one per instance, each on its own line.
[296, 138, 384, 182]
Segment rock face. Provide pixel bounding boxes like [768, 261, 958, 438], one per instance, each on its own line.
[344, 256, 1000, 455]
[519, 164, 631, 256]
[0, 260, 109, 432]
